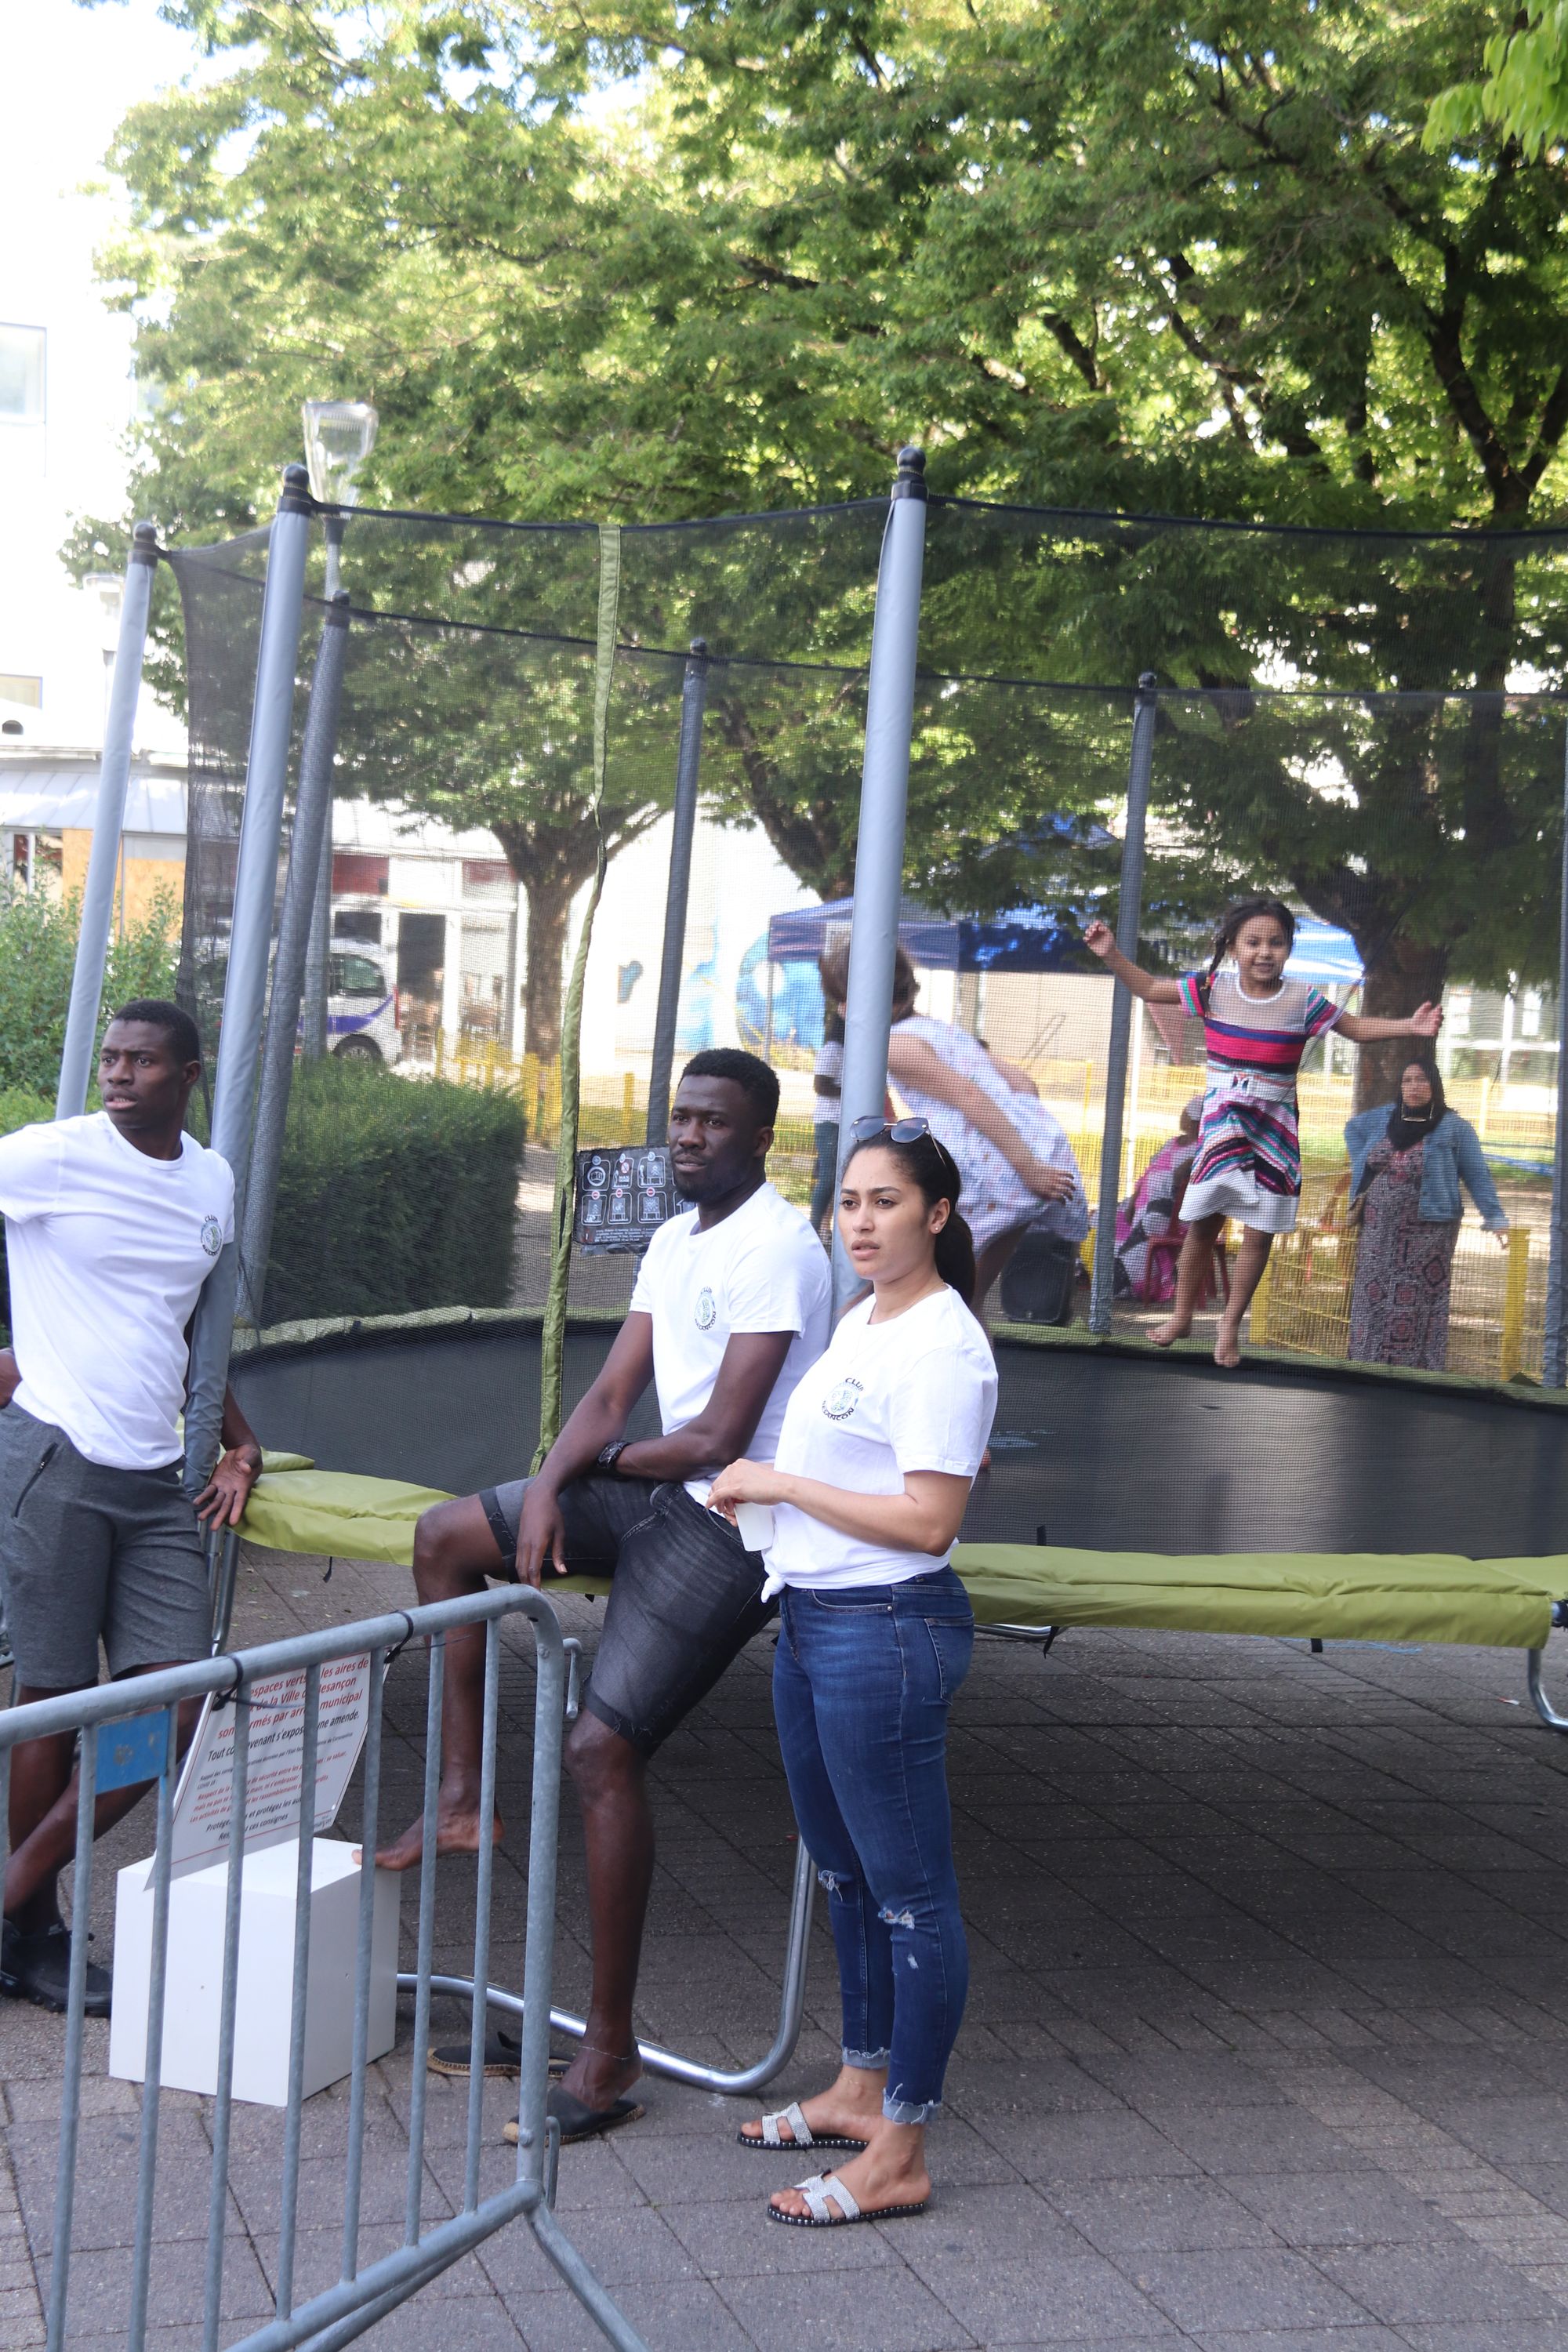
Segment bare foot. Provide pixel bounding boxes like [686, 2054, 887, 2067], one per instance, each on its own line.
[368, 1802, 503, 1873]
[1149, 1316, 1191, 1348]
[1213, 1323, 1243, 1369]
[768, 2132, 931, 2221]
[739, 2082, 882, 2148]
[557, 2042, 643, 2114]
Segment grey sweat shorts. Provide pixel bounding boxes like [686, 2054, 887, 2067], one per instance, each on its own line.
[479, 1472, 771, 1758]
[0, 1403, 212, 1689]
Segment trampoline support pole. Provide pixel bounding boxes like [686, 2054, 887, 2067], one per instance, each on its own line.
[237, 590, 350, 1327]
[645, 638, 708, 1145]
[1544, 715, 1568, 1384]
[183, 466, 314, 1501]
[833, 445, 928, 1312]
[1089, 673, 1159, 1335]
[1527, 1646, 1568, 1731]
[302, 516, 345, 1061]
[400, 1835, 817, 2095]
[56, 523, 159, 1118]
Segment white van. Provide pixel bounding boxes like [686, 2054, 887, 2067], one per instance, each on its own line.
[327, 944, 401, 1064]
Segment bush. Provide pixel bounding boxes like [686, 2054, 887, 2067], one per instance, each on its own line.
[0, 884, 179, 1099]
[0, 1088, 62, 1338]
[262, 1058, 526, 1324]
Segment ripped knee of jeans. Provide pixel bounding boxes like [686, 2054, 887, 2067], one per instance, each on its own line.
[816, 1867, 852, 1897]
[877, 1901, 919, 1932]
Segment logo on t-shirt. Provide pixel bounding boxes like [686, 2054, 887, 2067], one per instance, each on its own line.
[199, 1215, 223, 1260]
[694, 1285, 717, 1330]
[822, 1376, 864, 1422]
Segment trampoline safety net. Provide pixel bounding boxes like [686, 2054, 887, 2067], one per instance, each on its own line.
[164, 491, 1568, 1555]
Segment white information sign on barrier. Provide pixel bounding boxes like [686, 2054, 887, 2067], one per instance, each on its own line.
[168, 1653, 372, 1879]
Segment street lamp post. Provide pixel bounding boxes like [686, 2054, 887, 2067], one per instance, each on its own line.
[299, 399, 377, 1056]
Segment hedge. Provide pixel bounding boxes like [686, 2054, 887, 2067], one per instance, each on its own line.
[0, 1090, 64, 1337]
[261, 1059, 526, 1324]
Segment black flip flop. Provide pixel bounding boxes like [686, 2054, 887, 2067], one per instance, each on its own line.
[502, 2084, 645, 2146]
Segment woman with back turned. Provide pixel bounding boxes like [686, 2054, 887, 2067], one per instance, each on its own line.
[710, 1116, 996, 2227]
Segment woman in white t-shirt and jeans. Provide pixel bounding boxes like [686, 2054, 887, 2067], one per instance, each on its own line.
[710, 1118, 996, 2229]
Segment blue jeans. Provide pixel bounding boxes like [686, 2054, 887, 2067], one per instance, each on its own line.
[773, 1565, 974, 2124]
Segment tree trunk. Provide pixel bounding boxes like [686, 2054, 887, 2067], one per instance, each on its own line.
[1352, 937, 1450, 1111]
[517, 871, 575, 1065]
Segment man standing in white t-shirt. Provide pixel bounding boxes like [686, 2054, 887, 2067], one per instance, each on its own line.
[0, 1001, 264, 2016]
[377, 1048, 831, 2145]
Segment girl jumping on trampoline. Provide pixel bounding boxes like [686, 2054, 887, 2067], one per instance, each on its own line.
[710, 1120, 996, 2228]
[1085, 898, 1442, 1367]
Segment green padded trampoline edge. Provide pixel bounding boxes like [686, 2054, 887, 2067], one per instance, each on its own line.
[237, 1469, 1566, 1651]
[953, 1544, 1564, 1650]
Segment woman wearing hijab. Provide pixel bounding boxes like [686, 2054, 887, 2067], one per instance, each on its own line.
[1343, 1059, 1508, 1372]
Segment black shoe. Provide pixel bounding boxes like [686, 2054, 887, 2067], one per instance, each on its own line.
[1, 1919, 112, 2016]
[428, 2027, 571, 2082]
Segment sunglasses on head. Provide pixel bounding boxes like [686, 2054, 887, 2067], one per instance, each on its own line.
[848, 1115, 960, 1175]
[850, 1114, 935, 1144]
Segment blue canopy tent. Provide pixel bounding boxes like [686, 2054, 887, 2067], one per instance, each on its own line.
[739, 901, 1105, 1053]
[739, 898, 1364, 1054]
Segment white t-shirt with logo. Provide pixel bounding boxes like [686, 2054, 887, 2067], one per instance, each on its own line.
[628, 1180, 831, 1502]
[0, 1112, 235, 1470]
[762, 1285, 997, 1592]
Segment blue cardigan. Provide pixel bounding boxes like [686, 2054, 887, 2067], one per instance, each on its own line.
[1343, 1105, 1507, 1230]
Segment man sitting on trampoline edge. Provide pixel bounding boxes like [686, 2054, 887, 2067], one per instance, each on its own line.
[377, 1047, 832, 2144]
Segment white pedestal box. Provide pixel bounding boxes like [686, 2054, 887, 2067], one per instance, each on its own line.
[108, 1838, 400, 2107]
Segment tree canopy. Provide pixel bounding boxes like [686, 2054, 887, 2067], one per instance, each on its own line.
[76, 0, 1568, 1071]
[1429, 4, 1568, 164]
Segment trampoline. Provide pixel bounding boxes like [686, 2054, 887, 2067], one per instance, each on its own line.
[233, 1308, 1568, 1557]
[232, 1307, 1568, 1690]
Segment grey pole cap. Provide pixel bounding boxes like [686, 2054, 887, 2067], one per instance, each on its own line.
[892, 445, 927, 500]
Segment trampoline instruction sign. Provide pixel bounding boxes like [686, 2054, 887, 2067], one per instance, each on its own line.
[574, 1145, 687, 1254]
[167, 1654, 372, 1879]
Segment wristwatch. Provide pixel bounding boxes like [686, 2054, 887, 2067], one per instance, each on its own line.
[596, 1440, 630, 1472]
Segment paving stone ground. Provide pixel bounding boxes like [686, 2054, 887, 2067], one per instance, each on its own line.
[8, 1542, 1568, 2351]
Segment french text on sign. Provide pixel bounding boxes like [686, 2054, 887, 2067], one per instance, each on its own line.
[165, 1653, 372, 1879]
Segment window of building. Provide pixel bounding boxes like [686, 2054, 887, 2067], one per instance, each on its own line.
[463, 858, 514, 904]
[333, 908, 382, 945]
[0, 675, 42, 706]
[0, 326, 45, 426]
[332, 852, 389, 895]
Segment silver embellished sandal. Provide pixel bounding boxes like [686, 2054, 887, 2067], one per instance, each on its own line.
[737, 2100, 869, 2154]
[768, 2172, 927, 2227]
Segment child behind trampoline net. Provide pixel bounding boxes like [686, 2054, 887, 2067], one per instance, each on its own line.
[1085, 896, 1442, 1367]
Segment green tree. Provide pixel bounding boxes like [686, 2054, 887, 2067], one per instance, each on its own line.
[1429, 5, 1568, 162]
[0, 884, 179, 1099]
[79, 0, 1568, 1094]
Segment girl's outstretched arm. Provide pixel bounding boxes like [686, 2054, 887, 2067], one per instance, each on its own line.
[1083, 917, 1184, 1003]
[1336, 1002, 1443, 1044]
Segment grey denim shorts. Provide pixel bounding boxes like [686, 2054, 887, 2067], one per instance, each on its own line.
[480, 1471, 771, 1756]
[0, 1404, 212, 1689]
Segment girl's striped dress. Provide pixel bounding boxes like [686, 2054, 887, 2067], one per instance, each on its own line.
[1176, 970, 1341, 1233]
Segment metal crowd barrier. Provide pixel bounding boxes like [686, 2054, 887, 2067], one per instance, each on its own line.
[413, 1835, 818, 2096]
[0, 1590, 649, 2352]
